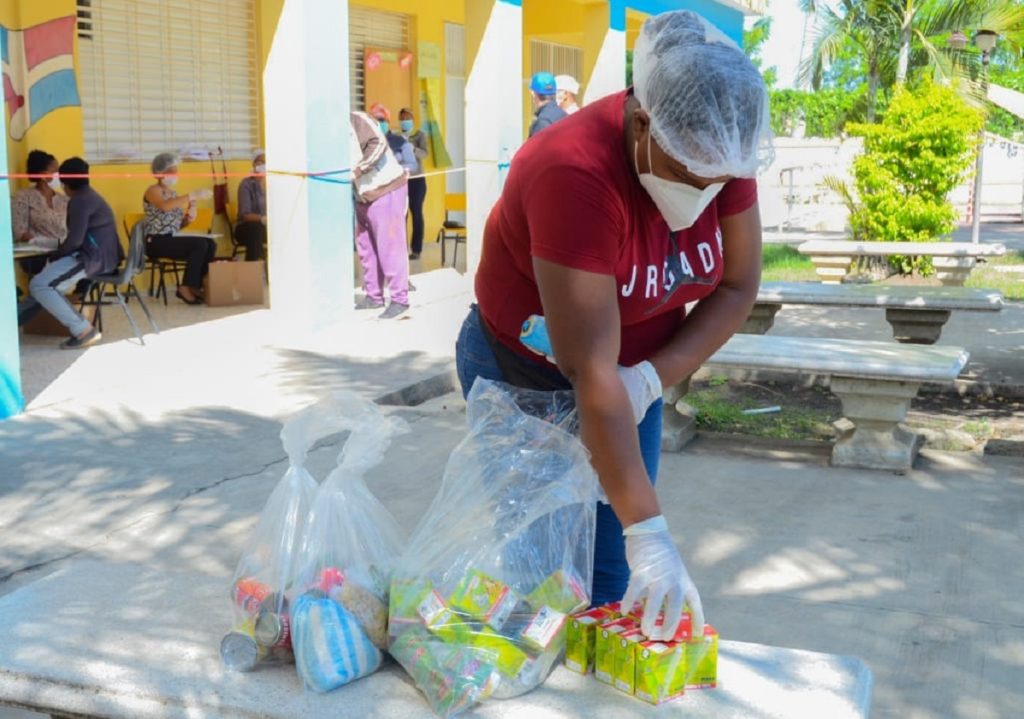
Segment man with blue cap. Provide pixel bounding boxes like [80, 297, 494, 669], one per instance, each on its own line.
[528, 71, 568, 137]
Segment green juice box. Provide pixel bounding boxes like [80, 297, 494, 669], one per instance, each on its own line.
[684, 625, 719, 689]
[612, 630, 645, 695]
[594, 617, 637, 685]
[564, 607, 615, 674]
[635, 640, 687, 705]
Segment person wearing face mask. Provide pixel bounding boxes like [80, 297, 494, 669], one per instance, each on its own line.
[555, 75, 581, 115]
[12, 150, 69, 274]
[143, 152, 216, 305]
[234, 149, 267, 261]
[23, 157, 121, 349]
[398, 107, 429, 260]
[456, 10, 772, 642]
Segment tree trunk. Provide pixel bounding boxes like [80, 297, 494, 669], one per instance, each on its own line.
[866, 69, 880, 122]
[896, 25, 911, 85]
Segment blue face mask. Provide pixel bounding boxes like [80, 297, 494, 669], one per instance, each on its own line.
[378, 120, 389, 134]
[400, 119, 414, 133]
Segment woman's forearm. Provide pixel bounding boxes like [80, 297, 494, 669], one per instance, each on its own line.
[649, 282, 758, 388]
[571, 366, 661, 528]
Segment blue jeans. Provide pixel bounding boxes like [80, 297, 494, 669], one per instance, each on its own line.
[455, 306, 661, 605]
[28, 254, 90, 337]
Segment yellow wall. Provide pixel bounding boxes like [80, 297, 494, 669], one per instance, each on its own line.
[521, 0, 586, 138]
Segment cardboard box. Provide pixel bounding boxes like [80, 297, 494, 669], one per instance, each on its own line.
[594, 618, 637, 685]
[684, 625, 719, 689]
[565, 607, 616, 674]
[635, 641, 687, 705]
[22, 303, 96, 337]
[203, 260, 265, 306]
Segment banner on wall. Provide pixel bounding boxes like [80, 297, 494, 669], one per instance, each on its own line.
[421, 78, 451, 169]
[1, 16, 81, 141]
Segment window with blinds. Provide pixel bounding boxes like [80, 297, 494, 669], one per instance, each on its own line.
[76, 0, 258, 163]
[529, 40, 583, 83]
[445, 23, 465, 77]
[349, 6, 410, 111]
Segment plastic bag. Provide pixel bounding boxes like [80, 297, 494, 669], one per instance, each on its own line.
[389, 379, 599, 717]
[219, 393, 375, 673]
[290, 396, 408, 692]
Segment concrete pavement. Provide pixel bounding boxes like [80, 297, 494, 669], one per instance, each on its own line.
[1, 267, 1022, 718]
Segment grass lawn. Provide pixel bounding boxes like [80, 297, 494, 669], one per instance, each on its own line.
[761, 244, 1024, 300]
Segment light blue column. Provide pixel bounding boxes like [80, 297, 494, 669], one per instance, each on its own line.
[0, 31, 24, 419]
[264, 0, 353, 333]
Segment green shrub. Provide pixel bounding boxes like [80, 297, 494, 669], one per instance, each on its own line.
[840, 79, 984, 275]
[770, 88, 865, 138]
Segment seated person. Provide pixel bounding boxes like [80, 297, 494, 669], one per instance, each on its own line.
[27, 157, 121, 349]
[234, 149, 266, 262]
[12, 149, 68, 276]
[143, 152, 215, 305]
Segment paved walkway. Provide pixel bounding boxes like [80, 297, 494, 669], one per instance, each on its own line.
[2, 268, 1022, 718]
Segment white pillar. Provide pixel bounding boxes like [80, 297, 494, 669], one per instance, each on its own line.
[464, 0, 523, 279]
[264, 0, 353, 333]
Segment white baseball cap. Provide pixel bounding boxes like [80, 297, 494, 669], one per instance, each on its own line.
[555, 74, 580, 95]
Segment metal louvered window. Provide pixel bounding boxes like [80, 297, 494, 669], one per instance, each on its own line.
[529, 40, 583, 83]
[76, 0, 258, 162]
[445, 23, 464, 77]
[349, 6, 410, 111]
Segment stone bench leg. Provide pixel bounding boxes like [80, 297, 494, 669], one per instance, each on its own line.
[932, 257, 973, 287]
[740, 302, 782, 335]
[661, 376, 696, 452]
[884, 308, 951, 345]
[809, 254, 852, 284]
[829, 376, 924, 471]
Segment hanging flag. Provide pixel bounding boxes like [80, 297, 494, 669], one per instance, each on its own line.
[421, 78, 452, 169]
[1, 16, 81, 141]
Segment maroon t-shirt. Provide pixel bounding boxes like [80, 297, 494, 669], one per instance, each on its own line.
[475, 89, 758, 367]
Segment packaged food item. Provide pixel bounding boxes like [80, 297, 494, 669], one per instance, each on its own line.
[565, 606, 616, 674]
[684, 625, 719, 689]
[291, 591, 383, 692]
[594, 618, 638, 685]
[635, 640, 686, 705]
[613, 630, 645, 695]
[389, 380, 599, 717]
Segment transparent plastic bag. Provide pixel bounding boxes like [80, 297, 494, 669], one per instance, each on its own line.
[220, 393, 375, 673]
[290, 397, 408, 692]
[389, 379, 599, 717]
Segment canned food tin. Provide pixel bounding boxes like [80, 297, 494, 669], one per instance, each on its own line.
[254, 608, 291, 648]
[220, 631, 266, 672]
[231, 577, 271, 616]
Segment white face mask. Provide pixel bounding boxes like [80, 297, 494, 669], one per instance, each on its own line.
[635, 130, 723, 231]
[47, 174, 61, 191]
[162, 175, 178, 187]
[254, 164, 266, 175]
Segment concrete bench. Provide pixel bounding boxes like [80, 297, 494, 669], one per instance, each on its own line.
[745, 282, 1004, 344]
[0, 561, 873, 719]
[797, 240, 1007, 286]
[663, 334, 969, 471]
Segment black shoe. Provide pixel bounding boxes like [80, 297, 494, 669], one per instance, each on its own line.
[60, 327, 101, 350]
[379, 302, 409, 320]
[409, 252, 420, 260]
[175, 289, 203, 305]
[355, 296, 385, 310]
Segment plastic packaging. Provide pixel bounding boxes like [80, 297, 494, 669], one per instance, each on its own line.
[220, 393, 388, 673]
[291, 396, 408, 692]
[389, 379, 599, 716]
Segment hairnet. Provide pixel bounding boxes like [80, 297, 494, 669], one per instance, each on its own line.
[151, 152, 179, 174]
[633, 10, 773, 178]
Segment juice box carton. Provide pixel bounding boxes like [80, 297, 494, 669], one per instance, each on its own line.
[519, 605, 568, 652]
[526, 570, 590, 614]
[594, 617, 637, 685]
[648, 610, 694, 642]
[635, 640, 687, 705]
[448, 569, 519, 630]
[564, 607, 615, 674]
[684, 625, 719, 689]
[468, 626, 530, 678]
[612, 629, 646, 695]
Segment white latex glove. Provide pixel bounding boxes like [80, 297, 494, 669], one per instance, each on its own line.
[617, 361, 663, 424]
[189, 188, 214, 202]
[622, 515, 705, 641]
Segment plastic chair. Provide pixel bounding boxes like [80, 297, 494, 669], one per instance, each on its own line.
[436, 193, 467, 268]
[81, 221, 159, 345]
[225, 202, 244, 259]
